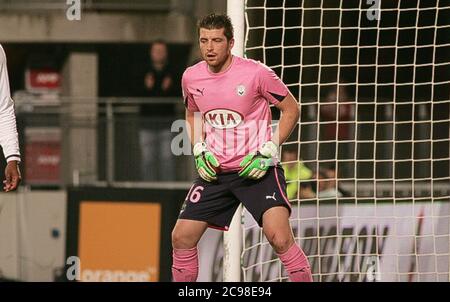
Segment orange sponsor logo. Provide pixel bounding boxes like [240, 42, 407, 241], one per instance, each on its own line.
[78, 201, 161, 281]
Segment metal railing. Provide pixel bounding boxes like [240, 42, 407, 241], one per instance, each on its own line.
[12, 94, 450, 199]
[14, 95, 192, 187]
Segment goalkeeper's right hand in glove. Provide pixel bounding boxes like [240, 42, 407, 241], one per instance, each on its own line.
[238, 141, 278, 180]
[193, 142, 220, 182]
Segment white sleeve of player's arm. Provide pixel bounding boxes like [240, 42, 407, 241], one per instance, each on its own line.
[0, 45, 21, 163]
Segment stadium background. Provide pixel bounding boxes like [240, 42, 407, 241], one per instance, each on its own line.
[0, 0, 448, 282]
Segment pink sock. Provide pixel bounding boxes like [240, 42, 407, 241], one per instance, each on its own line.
[172, 247, 199, 282]
[277, 244, 313, 282]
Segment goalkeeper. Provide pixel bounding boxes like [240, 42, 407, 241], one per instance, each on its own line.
[171, 14, 312, 282]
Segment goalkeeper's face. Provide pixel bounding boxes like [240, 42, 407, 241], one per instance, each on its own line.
[199, 28, 234, 71]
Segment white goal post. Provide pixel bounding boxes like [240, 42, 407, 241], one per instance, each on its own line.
[223, 0, 245, 282]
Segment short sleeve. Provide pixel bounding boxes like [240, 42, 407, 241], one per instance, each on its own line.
[181, 71, 199, 112]
[258, 63, 289, 105]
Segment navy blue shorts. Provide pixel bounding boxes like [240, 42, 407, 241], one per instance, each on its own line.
[179, 165, 292, 230]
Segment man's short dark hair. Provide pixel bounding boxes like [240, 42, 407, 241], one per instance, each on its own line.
[198, 13, 234, 41]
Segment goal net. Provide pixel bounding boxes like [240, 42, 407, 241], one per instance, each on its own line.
[241, 0, 450, 282]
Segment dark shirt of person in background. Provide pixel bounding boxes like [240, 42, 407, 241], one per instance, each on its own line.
[138, 40, 179, 181]
[141, 40, 179, 116]
[144, 40, 174, 96]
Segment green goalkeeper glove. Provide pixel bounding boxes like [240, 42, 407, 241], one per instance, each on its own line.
[238, 141, 279, 180]
[193, 142, 220, 182]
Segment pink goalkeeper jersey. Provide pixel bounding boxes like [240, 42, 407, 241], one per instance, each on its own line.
[182, 55, 289, 172]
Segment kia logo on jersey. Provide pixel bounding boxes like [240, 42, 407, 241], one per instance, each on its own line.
[204, 109, 243, 129]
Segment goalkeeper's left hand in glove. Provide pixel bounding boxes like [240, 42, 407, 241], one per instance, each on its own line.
[238, 141, 279, 180]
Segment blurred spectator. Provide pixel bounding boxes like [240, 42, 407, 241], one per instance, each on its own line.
[320, 83, 353, 141]
[143, 40, 176, 97]
[281, 147, 314, 200]
[316, 165, 346, 198]
[319, 81, 354, 177]
[139, 40, 179, 181]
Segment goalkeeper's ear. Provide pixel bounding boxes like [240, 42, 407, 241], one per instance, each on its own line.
[228, 37, 235, 50]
